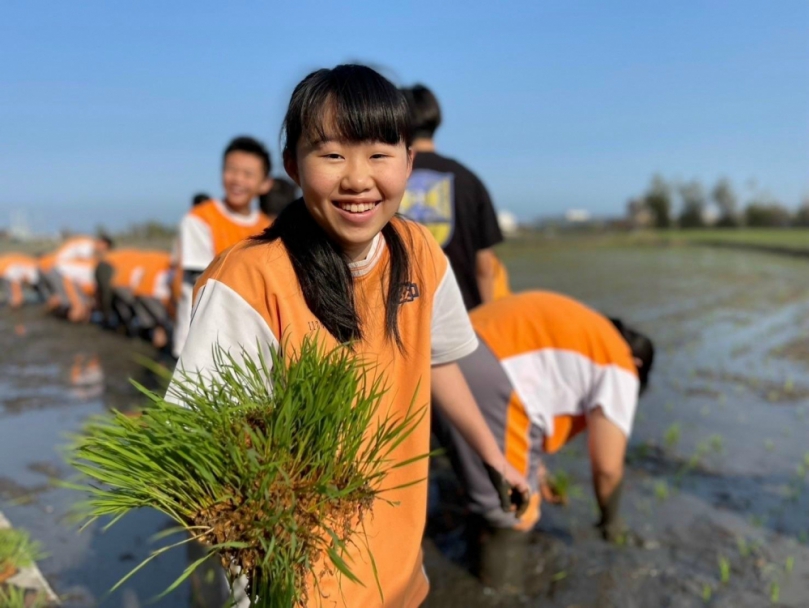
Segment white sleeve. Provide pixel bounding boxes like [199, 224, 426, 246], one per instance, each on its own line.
[179, 214, 214, 271]
[431, 261, 478, 365]
[171, 280, 194, 358]
[167, 278, 280, 405]
[587, 366, 640, 438]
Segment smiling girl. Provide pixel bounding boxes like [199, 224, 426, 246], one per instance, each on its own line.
[171, 64, 528, 607]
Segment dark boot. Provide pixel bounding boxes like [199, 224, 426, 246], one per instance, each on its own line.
[476, 524, 529, 594]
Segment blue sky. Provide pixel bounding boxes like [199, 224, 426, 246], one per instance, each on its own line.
[1, 0, 807, 232]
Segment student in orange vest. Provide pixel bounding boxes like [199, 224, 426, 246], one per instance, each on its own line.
[95, 248, 148, 332]
[435, 291, 655, 590]
[169, 65, 530, 608]
[173, 137, 273, 358]
[38, 235, 112, 309]
[0, 253, 39, 308]
[131, 251, 173, 349]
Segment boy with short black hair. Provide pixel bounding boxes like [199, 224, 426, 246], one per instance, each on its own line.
[400, 84, 504, 310]
[173, 136, 273, 358]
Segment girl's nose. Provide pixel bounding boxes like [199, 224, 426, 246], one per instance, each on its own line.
[341, 159, 372, 192]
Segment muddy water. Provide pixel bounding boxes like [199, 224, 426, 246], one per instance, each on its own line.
[2, 244, 809, 607]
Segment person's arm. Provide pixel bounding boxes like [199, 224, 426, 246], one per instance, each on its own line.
[431, 361, 529, 502]
[587, 407, 627, 540]
[475, 248, 497, 305]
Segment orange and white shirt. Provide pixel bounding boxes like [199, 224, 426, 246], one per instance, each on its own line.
[173, 199, 271, 357]
[133, 251, 172, 304]
[0, 253, 39, 285]
[55, 259, 97, 297]
[170, 218, 476, 608]
[53, 236, 97, 263]
[103, 249, 148, 291]
[470, 291, 639, 455]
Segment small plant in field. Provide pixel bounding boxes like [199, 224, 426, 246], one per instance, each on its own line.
[785, 556, 794, 575]
[770, 581, 780, 603]
[718, 555, 730, 584]
[654, 481, 669, 501]
[65, 338, 428, 607]
[0, 528, 45, 573]
[663, 423, 681, 451]
[804, 452, 809, 468]
[0, 585, 48, 608]
[702, 583, 712, 602]
[764, 439, 775, 452]
[737, 537, 750, 558]
[545, 470, 574, 504]
[709, 435, 724, 454]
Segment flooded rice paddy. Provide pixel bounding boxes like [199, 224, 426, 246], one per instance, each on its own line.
[3, 242, 809, 607]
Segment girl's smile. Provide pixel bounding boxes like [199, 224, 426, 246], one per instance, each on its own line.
[332, 198, 382, 222]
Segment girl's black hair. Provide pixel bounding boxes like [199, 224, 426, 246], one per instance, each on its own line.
[282, 64, 412, 159]
[256, 64, 413, 348]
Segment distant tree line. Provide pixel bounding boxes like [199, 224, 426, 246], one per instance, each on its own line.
[627, 175, 809, 229]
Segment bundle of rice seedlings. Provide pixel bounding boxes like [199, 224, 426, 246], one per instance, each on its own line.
[0, 528, 45, 581]
[66, 337, 427, 607]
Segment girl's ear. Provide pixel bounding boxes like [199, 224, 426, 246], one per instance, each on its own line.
[406, 147, 415, 179]
[284, 152, 301, 186]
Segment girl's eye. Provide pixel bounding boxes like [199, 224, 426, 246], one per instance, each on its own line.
[371, 153, 389, 159]
[322, 153, 343, 160]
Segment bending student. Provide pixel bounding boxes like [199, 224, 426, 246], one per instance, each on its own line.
[436, 290, 655, 588]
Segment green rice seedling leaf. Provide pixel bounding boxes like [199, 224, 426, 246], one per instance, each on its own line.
[155, 550, 216, 599]
[770, 581, 779, 603]
[702, 583, 712, 602]
[0, 528, 46, 570]
[785, 556, 794, 575]
[654, 481, 669, 501]
[718, 555, 730, 584]
[66, 336, 427, 607]
[663, 423, 681, 451]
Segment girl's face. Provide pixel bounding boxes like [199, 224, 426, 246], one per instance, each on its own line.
[286, 137, 413, 262]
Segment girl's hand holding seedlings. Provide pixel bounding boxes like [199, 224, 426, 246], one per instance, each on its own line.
[431, 362, 531, 514]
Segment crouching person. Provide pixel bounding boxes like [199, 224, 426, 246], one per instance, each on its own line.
[131, 251, 173, 350]
[0, 253, 39, 308]
[435, 290, 655, 592]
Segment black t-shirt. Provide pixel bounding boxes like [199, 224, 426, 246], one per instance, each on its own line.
[401, 151, 503, 310]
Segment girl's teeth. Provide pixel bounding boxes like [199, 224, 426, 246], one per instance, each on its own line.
[341, 202, 374, 213]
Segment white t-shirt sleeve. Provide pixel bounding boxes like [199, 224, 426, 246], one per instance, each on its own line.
[179, 214, 214, 272]
[431, 260, 478, 365]
[167, 278, 280, 406]
[586, 366, 640, 438]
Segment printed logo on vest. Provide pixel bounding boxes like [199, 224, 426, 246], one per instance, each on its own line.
[400, 169, 455, 247]
[399, 282, 420, 304]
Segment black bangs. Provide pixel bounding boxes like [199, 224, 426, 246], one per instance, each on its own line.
[283, 64, 411, 158]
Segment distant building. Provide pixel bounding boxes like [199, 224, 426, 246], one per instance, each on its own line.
[565, 209, 591, 223]
[497, 210, 519, 236]
[9, 211, 32, 241]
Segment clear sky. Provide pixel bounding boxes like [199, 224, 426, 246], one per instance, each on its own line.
[1, 0, 807, 232]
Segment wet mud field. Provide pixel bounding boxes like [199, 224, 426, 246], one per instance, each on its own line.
[3, 243, 809, 607]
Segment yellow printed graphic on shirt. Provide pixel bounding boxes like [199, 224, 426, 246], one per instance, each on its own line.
[400, 169, 455, 247]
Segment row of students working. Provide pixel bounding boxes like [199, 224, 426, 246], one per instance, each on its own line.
[0, 239, 175, 346]
[169, 65, 655, 606]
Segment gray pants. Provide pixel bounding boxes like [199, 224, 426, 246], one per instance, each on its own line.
[434, 339, 542, 529]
